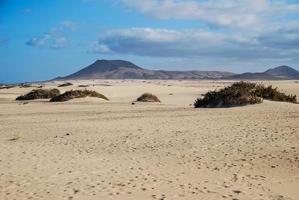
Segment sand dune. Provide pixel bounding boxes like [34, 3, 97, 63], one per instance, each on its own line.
[0, 80, 298, 200]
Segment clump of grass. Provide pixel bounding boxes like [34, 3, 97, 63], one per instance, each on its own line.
[194, 81, 297, 108]
[8, 134, 21, 141]
[19, 83, 31, 88]
[136, 93, 161, 102]
[78, 85, 89, 88]
[58, 82, 73, 87]
[50, 90, 109, 102]
[0, 84, 16, 89]
[254, 84, 297, 103]
[16, 89, 60, 101]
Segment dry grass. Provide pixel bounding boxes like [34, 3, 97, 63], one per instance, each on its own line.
[8, 134, 21, 141]
[0, 85, 16, 90]
[50, 90, 109, 102]
[58, 82, 73, 87]
[136, 93, 161, 102]
[254, 84, 297, 103]
[78, 85, 89, 88]
[195, 82, 297, 108]
[16, 89, 60, 101]
[19, 84, 32, 88]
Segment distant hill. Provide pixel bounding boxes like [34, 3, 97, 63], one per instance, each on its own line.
[62, 60, 146, 79]
[54, 60, 299, 80]
[57, 60, 235, 80]
[229, 66, 299, 80]
[228, 72, 277, 80]
[264, 66, 299, 79]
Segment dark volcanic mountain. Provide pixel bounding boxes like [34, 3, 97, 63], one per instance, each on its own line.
[63, 60, 145, 79]
[264, 66, 299, 79]
[55, 60, 299, 80]
[229, 66, 299, 80]
[58, 60, 235, 80]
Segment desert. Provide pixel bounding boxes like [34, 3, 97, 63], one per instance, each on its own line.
[0, 79, 298, 200]
[2, 1, 299, 199]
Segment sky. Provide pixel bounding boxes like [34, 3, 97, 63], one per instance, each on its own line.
[0, 0, 299, 83]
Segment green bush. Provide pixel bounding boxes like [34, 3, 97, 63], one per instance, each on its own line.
[16, 89, 60, 101]
[136, 93, 161, 102]
[50, 90, 109, 102]
[254, 85, 296, 103]
[58, 82, 73, 87]
[194, 82, 297, 108]
[0, 85, 16, 89]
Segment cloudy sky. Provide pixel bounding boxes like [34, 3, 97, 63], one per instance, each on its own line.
[1, 0, 299, 82]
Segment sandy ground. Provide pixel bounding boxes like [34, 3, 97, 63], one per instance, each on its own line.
[0, 80, 298, 200]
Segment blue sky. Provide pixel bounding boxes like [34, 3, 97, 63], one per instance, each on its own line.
[0, 0, 299, 83]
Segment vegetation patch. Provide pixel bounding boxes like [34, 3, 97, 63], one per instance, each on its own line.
[0, 84, 16, 89]
[58, 82, 73, 87]
[254, 84, 297, 103]
[136, 93, 161, 102]
[19, 83, 32, 88]
[194, 81, 297, 108]
[8, 134, 21, 141]
[50, 90, 109, 102]
[16, 89, 60, 101]
[78, 85, 89, 87]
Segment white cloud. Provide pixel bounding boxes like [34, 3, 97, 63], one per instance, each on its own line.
[93, 27, 299, 63]
[50, 36, 69, 49]
[26, 21, 77, 49]
[88, 41, 112, 53]
[122, 0, 299, 30]
[90, 0, 299, 68]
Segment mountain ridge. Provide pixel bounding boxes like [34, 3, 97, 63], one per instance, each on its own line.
[55, 60, 299, 80]
[229, 65, 299, 80]
[264, 65, 299, 79]
[59, 59, 235, 80]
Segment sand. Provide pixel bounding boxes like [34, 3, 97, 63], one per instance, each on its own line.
[0, 80, 298, 200]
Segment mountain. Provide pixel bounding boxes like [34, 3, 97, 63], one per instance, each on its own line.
[62, 60, 146, 79]
[228, 72, 277, 80]
[57, 60, 235, 80]
[229, 66, 299, 80]
[264, 66, 299, 79]
[55, 60, 299, 80]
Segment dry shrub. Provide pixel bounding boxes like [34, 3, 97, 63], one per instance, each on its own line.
[254, 84, 297, 103]
[16, 89, 60, 101]
[78, 85, 89, 88]
[50, 90, 109, 102]
[136, 93, 161, 102]
[194, 81, 297, 108]
[0, 85, 16, 89]
[19, 83, 31, 88]
[8, 134, 21, 141]
[58, 82, 73, 87]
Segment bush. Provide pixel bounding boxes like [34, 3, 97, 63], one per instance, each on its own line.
[254, 84, 297, 103]
[194, 82, 297, 108]
[50, 90, 109, 102]
[19, 83, 31, 88]
[16, 89, 60, 101]
[78, 85, 89, 88]
[136, 93, 161, 102]
[58, 82, 73, 87]
[0, 85, 16, 89]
